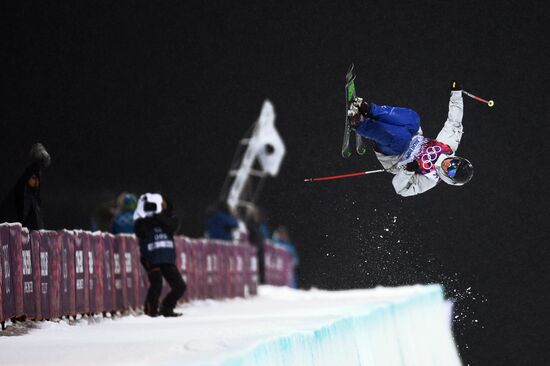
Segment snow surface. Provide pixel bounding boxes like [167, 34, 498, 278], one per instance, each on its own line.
[0, 285, 461, 366]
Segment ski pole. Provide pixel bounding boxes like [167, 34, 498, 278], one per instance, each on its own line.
[462, 90, 495, 107]
[304, 169, 386, 183]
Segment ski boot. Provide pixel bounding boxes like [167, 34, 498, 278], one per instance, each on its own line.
[347, 97, 370, 128]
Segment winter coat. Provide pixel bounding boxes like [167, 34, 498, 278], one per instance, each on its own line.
[111, 211, 135, 234]
[134, 212, 178, 266]
[207, 211, 239, 241]
[0, 163, 44, 229]
[375, 91, 464, 196]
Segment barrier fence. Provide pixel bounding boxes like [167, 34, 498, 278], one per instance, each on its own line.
[0, 223, 294, 325]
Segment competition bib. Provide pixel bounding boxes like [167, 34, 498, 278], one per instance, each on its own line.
[399, 137, 454, 182]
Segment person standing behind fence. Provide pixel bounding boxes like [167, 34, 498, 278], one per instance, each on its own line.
[272, 226, 299, 288]
[134, 193, 186, 317]
[206, 201, 239, 241]
[0, 143, 51, 229]
[111, 193, 137, 234]
[245, 207, 269, 284]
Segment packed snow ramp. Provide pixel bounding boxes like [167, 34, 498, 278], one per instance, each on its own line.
[219, 285, 460, 366]
[1, 285, 460, 366]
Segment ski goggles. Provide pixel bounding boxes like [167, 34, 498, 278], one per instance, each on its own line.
[446, 159, 461, 178]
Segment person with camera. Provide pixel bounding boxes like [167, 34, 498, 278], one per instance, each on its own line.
[134, 193, 186, 317]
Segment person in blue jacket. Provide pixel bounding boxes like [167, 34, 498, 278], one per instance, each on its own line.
[111, 193, 137, 234]
[134, 193, 186, 317]
[206, 201, 239, 241]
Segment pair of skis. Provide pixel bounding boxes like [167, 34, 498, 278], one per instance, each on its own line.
[304, 64, 383, 183]
[342, 64, 367, 158]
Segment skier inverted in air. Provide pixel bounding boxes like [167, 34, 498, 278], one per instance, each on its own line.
[345, 80, 474, 196]
[305, 69, 492, 197]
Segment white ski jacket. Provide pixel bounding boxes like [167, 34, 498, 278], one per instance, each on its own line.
[375, 91, 464, 197]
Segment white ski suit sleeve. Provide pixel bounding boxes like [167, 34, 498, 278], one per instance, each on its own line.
[392, 169, 438, 197]
[391, 91, 464, 197]
[435, 90, 464, 151]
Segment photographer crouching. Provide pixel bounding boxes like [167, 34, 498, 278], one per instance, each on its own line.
[134, 193, 186, 317]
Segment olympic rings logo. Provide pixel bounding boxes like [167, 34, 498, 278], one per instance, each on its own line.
[420, 146, 442, 170]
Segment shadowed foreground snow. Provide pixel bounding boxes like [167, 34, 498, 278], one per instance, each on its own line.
[0, 285, 461, 366]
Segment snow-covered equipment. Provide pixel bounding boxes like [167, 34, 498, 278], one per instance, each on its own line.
[220, 100, 286, 212]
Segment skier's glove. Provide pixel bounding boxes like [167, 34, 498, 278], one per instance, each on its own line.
[450, 80, 461, 91]
[405, 161, 420, 172]
[352, 97, 370, 116]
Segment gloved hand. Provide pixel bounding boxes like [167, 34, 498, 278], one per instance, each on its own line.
[451, 80, 461, 91]
[29, 143, 51, 168]
[354, 97, 370, 116]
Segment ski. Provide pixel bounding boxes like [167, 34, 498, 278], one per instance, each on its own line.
[342, 64, 355, 158]
[356, 132, 367, 155]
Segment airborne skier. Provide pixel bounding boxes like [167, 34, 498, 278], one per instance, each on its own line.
[347, 81, 474, 196]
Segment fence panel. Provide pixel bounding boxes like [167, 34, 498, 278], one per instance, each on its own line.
[30, 230, 42, 319]
[195, 240, 207, 300]
[113, 235, 129, 311]
[245, 244, 258, 296]
[7, 224, 24, 318]
[73, 231, 90, 315]
[264, 242, 295, 287]
[20, 228, 37, 318]
[0, 239, 3, 324]
[174, 237, 189, 302]
[122, 235, 140, 310]
[58, 230, 76, 317]
[88, 233, 104, 314]
[102, 233, 116, 313]
[1, 225, 14, 322]
[132, 235, 143, 309]
[0, 224, 11, 323]
[218, 242, 229, 299]
[38, 231, 62, 319]
[204, 242, 220, 299]
[183, 238, 197, 300]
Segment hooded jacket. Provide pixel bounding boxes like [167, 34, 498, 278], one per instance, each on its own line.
[375, 91, 464, 196]
[0, 163, 44, 229]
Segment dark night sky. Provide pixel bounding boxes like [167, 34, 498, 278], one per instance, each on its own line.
[2, 1, 549, 365]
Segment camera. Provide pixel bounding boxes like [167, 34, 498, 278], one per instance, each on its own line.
[144, 201, 158, 212]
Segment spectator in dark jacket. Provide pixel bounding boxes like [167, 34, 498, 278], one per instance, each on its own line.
[0, 143, 51, 229]
[245, 206, 269, 284]
[206, 201, 239, 241]
[134, 193, 186, 317]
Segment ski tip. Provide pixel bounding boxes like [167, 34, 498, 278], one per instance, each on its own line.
[304, 178, 312, 183]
